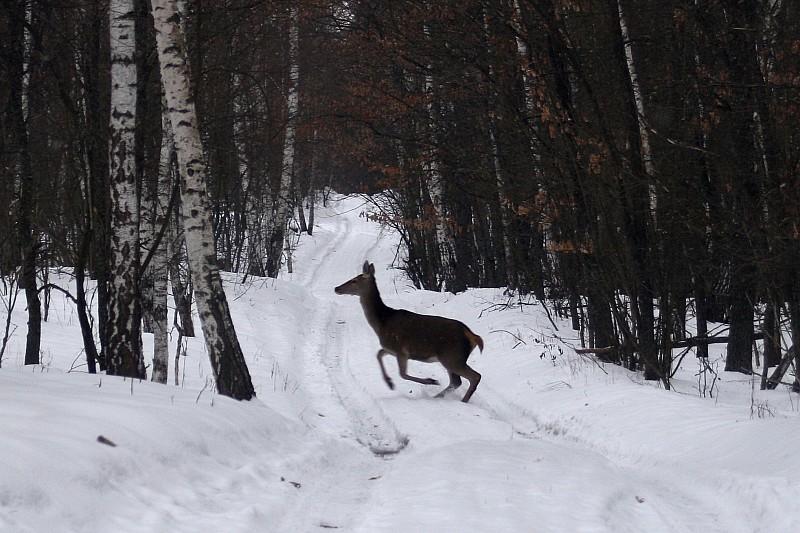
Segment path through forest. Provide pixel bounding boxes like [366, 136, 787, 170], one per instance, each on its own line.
[2, 195, 798, 533]
[270, 197, 757, 532]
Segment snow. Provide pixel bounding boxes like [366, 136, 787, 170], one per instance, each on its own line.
[2, 194, 800, 532]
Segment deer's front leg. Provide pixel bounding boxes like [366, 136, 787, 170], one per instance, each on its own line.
[435, 372, 463, 398]
[376, 349, 394, 389]
[396, 355, 439, 386]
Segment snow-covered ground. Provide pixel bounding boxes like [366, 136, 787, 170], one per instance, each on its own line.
[1, 195, 799, 532]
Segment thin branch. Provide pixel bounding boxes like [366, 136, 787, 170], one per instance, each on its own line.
[38, 283, 78, 304]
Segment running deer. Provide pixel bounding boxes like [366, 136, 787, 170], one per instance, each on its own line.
[334, 262, 484, 402]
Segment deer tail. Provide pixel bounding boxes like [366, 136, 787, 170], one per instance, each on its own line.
[465, 328, 484, 353]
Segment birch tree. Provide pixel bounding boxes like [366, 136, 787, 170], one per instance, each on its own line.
[617, 0, 656, 220]
[267, 2, 300, 278]
[151, 0, 255, 400]
[150, 101, 174, 384]
[107, 0, 145, 378]
[422, 19, 454, 290]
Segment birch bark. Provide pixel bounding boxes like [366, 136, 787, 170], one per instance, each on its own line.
[267, 3, 300, 277]
[423, 21, 454, 290]
[151, 0, 255, 399]
[151, 100, 174, 384]
[617, 0, 656, 220]
[107, 0, 144, 378]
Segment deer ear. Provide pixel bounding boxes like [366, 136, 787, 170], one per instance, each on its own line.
[368, 263, 375, 275]
[362, 260, 370, 274]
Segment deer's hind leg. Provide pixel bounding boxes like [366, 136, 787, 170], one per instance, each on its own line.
[434, 372, 462, 398]
[450, 365, 481, 403]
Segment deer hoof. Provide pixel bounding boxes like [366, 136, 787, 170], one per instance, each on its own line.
[425, 378, 439, 386]
[385, 378, 395, 390]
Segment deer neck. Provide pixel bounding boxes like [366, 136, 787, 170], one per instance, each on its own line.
[359, 279, 392, 334]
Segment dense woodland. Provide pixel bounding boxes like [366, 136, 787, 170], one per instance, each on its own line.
[1, 0, 798, 398]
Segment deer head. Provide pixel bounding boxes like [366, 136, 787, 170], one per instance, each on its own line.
[334, 261, 375, 296]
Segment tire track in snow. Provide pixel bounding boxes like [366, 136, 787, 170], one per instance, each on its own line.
[294, 209, 350, 288]
[298, 208, 408, 455]
[322, 301, 408, 454]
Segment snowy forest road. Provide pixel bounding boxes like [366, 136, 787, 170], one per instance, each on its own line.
[271, 197, 753, 532]
[0, 195, 790, 533]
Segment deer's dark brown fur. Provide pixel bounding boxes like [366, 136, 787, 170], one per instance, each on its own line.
[334, 262, 484, 402]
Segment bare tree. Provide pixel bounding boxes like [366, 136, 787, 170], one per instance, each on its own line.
[267, 2, 301, 277]
[106, 0, 144, 378]
[150, 99, 174, 384]
[151, 0, 255, 400]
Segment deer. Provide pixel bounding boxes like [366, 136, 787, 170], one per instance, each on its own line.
[334, 261, 484, 403]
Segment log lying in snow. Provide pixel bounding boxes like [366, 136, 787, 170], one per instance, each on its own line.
[576, 332, 767, 355]
[574, 346, 616, 355]
[765, 346, 797, 390]
[672, 332, 764, 349]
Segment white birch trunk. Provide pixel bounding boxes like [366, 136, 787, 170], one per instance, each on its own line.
[511, 0, 534, 123]
[107, 0, 144, 378]
[269, 3, 300, 277]
[151, 99, 174, 384]
[21, 2, 31, 124]
[423, 22, 454, 288]
[152, 0, 255, 400]
[241, 95, 270, 276]
[617, 0, 656, 220]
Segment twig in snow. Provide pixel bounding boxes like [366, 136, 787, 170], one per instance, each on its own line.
[489, 329, 527, 349]
[97, 435, 117, 447]
[196, 378, 210, 404]
[550, 332, 609, 375]
[540, 299, 560, 332]
[67, 351, 88, 373]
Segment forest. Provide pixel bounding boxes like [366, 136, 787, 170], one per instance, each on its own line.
[1, 0, 799, 398]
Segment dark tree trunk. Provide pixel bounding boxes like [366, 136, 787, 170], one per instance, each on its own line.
[789, 280, 800, 392]
[639, 290, 662, 382]
[168, 216, 195, 338]
[75, 231, 99, 374]
[307, 194, 315, 236]
[587, 289, 615, 363]
[306, 140, 316, 235]
[84, 0, 112, 371]
[762, 301, 781, 368]
[570, 291, 580, 332]
[725, 286, 754, 373]
[297, 188, 308, 234]
[8, 0, 41, 366]
[694, 283, 709, 359]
